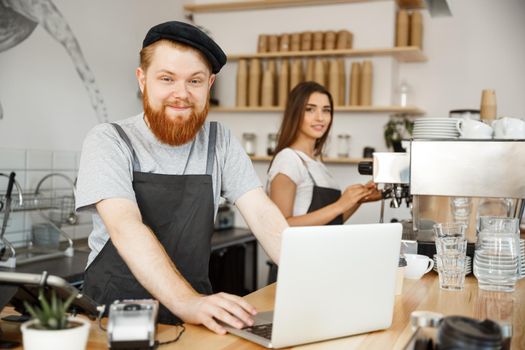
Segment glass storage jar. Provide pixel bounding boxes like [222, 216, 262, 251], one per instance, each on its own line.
[267, 133, 277, 156]
[242, 133, 257, 156]
[337, 134, 351, 158]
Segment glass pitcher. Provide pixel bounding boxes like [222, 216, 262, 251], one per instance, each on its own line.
[473, 217, 520, 292]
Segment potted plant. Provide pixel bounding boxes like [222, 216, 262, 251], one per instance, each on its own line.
[21, 289, 90, 350]
[384, 115, 414, 152]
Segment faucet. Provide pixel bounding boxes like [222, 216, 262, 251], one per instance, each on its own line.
[35, 173, 78, 225]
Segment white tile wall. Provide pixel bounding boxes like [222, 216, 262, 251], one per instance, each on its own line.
[52, 151, 77, 170]
[26, 170, 53, 191]
[26, 150, 53, 170]
[5, 212, 25, 233]
[8, 231, 29, 248]
[74, 224, 93, 239]
[0, 148, 90, 255]
[60, 225, 76, 241]
[51, 171, 77, 189]
[76, 211, 92, 225]
[0, 149, 26, 170]
[75, 152, 82, 170]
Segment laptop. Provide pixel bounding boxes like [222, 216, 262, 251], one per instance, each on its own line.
[225, 223, 402, 348]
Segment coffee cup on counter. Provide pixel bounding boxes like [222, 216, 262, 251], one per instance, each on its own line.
[492, 117, 525, 139]
[404, 254, 434, 279]
[456, 119, 493, 139]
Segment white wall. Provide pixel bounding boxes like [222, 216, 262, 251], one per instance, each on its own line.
[0, 0, 184, 150]
[400, 0, 525, 117]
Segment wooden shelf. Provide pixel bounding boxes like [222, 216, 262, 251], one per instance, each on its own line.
[250, 155, 371, 164]
[227, 46, 426, 63]
[395, 0, 425, 9]
[210, 105, 425, 115]
[184, 0, 425, 13]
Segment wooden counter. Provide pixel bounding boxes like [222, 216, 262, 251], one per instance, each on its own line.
[1, 273, 524, 349]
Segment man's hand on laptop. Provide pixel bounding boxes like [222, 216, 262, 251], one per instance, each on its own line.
[176, 292, 257, 334]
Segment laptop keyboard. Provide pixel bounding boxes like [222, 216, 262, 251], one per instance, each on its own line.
[244, 323, 273, 340]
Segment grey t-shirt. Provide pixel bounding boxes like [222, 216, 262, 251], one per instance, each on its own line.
[75, 113, 261, 267]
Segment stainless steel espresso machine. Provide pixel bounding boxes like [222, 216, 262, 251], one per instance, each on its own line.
[359, 139, 525, 259]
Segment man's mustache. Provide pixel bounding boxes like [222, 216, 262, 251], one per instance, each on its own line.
[164, 100, 194, 108]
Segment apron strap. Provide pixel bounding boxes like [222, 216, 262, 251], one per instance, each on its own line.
[292, 150, 318, 186]
[206, 122, 217, 175]
[111, 123, 141, 172]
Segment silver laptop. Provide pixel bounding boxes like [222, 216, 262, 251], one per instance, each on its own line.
[225, 223, 402, 348]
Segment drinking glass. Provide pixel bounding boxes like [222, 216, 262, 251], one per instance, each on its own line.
[449, 197, 471, 228]
[436, 254, 466, 291]
[433, 222, 467, 256]
[433, 222, 467, 291]
[433, 222, 466, 239]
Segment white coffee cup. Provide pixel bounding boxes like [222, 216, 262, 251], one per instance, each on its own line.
[404, 254, 434, 280]
[456, 119, 493, 139]
[492, 117, 525, 139]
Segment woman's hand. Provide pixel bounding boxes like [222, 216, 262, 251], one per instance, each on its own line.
[337, 184, 371, 212]
[359, 181, 382, 203]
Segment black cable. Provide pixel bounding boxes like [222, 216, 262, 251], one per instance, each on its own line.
[98, 316, 107, 332]
[155, 324, 185, 347]
[97, 308, 107, 332]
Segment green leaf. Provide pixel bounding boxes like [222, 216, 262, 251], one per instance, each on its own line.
[23, 302, 39, 320]
[39, 290, 52, 317]
[51, 290, 58, 314]
[24, 287, 77, 330]
[63, 291, 77, 312]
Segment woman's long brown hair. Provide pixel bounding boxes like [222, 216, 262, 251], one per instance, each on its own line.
[268, 81, 334, 170]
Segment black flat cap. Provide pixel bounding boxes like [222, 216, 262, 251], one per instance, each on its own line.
[142, 21, 227, 74]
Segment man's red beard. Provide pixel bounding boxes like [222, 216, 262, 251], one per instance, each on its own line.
[143, 87, 209, 146]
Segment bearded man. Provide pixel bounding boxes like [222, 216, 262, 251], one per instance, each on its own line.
[75, 21, 287, 334]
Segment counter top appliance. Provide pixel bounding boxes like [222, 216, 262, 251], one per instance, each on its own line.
[360, 139, 525, 259]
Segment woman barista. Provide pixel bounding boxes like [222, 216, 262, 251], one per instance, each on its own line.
[267, 81, 380, 227]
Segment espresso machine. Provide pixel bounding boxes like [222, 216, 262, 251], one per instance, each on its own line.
[359, 139, 525, 259]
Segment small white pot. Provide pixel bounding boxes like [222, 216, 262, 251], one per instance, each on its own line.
[21, 316, 90, 350]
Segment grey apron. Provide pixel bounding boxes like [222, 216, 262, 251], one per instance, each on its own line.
[295, 151, 343, 225]
[83, 122, 217, 325]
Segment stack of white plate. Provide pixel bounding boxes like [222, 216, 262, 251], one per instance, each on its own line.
[413, 118, 460, 139]
[519, 239, 525, 278]
[433, 255, 472, 275]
